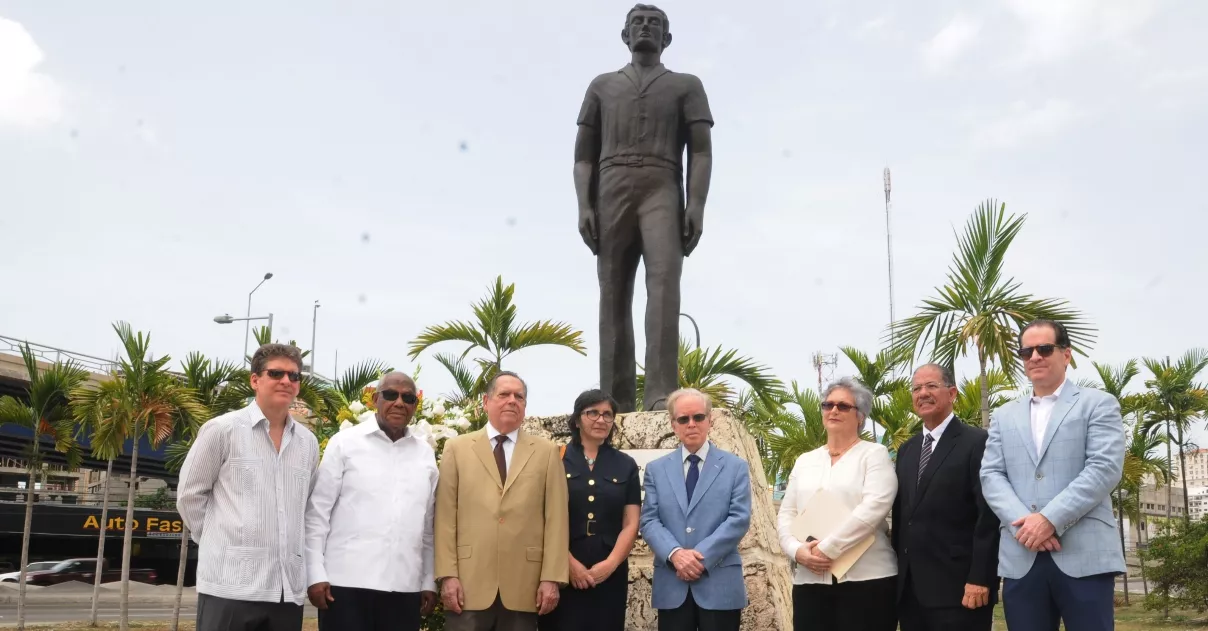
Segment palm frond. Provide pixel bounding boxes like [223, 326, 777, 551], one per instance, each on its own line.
[335, 359, 391, 403]
[505, 321, 587, 358]
[433, 353, 478, 405]
[408, 320, 490, 360]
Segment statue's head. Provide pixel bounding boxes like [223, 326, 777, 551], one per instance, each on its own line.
[622, 4, 672, 54]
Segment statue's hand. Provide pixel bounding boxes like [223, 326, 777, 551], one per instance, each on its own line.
[683, 204, 704, 255]
[579, 207, 599, 255]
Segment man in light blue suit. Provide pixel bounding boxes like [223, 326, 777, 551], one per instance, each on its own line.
[640, 388, 751, 631]
[980, 319, 1125, 631]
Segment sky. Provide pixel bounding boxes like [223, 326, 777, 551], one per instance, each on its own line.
[1, 0, 1206, 422]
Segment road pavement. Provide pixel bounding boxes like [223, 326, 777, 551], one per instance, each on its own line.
[0, 603, 318, 626]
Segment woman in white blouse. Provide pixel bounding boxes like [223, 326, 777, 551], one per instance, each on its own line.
[776, 377, 898, 631]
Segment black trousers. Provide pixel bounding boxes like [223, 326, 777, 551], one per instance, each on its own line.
[445, 593, 537, 631]
[898, 577, 993, 631]
[196, 593, 303, 631]
[791, 576, 897, 631]
[657, 589, 741, 631]
[317, 585, 421, 631]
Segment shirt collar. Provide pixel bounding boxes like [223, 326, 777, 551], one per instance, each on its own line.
[682, 441, 710, 462]
[248, 401, 295, 433]
[485, 423, 519, 443]
[1031, 378, 1067, 403]
[924, 413, 955, 442]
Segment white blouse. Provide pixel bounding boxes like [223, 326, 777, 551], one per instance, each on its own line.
[776, 441, 898, 584]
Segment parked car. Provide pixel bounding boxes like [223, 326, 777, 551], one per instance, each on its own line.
[0, 561, 62, 582]
[20, 558, 157, 586]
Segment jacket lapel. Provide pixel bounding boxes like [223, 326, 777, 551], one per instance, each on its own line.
[503, 430, 536, 495]
[686, 443, 723, 516]
[1014, 399, 1040, 466]
[914, 420, 963, 507]
[899, 436, 919, 514]
[663, 448, 690, 516]
[471, 430, 503, 489]
[1037, 384, 1079, 463]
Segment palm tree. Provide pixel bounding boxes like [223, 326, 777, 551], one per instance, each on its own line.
[408, 276, 586, 398]
[638, 339, 787, 411]
[1119, 420, 1168, 600]
[838, 346, 909, 443]
[762, 383, 828, 484]
[72, 323, 206, 631]
[0, 344, 87, 631]
[86, 456, 115, 627]
[1141, 350, 1208, 528]
[160, 353, 248, 631]
[869, 385, 922, 456]
[887, 200, 1096, 427]
[951, 368, 1013, 424]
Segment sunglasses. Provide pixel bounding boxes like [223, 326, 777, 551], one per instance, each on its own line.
[582, 409, 616, 423]
[821, 402, 857, 413]
[674, 413, 709, 425]
[1017, 344, 1065, 360]
[379, 389, 418, 405]
[261, 369, 301, 383]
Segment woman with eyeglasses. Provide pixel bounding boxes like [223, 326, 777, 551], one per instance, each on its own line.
[776, 377, 899, 631]
[538, 390, 641, 631]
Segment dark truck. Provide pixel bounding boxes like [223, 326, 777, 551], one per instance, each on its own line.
[22, 558, 158, 586]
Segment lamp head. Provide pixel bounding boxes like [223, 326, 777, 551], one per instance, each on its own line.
[213, 314, 235, 324]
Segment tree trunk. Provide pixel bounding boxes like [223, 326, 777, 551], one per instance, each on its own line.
[978, 353, 991, 429]
[170, 522, 189, 631]
[1138, 518, 1149, 597]
[90, 459, 114, 627]
[1116, 488, 1130, 605]
[1164, 420, 1172, 619]
[1176, 427, 1191, 524]
[119, 438, 140, 631]
[17, 464, 37, 631]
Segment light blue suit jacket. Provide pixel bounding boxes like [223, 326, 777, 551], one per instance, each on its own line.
[979, 381, 1126, 579]
[639, 442, 751, 611]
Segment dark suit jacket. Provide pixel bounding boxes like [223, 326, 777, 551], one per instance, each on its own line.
[891, 417, 1000, 609]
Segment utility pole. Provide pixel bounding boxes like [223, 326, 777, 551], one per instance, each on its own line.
[884, 167, 896, 348]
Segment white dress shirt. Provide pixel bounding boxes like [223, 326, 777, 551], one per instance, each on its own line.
[1030, 379, 1067, 456]
[776, 441, 898, 584]
[681, 441, 710, 477]
[305, 419, 439, 593]
[922, 413, 955, 449]
[485, 423, 520, 469]
[177, 402, 319, 605]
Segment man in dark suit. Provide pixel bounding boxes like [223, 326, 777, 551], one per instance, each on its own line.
[892, 364, 999, 631]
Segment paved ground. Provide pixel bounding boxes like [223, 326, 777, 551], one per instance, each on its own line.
[0, 604, 318, 626]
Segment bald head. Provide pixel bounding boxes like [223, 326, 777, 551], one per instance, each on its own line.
[377, 371, 415, 391]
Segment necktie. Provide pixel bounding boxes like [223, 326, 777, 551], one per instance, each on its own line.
[917, 433, 934, 486]
[493, 435, 509, 484]
[685, 454, 701, 501]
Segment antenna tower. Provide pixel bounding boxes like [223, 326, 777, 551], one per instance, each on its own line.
[811, 351, 838, 394]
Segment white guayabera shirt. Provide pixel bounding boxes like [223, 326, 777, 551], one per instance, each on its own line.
[176, 402, 320, 605]
[304, 418, 439, 593]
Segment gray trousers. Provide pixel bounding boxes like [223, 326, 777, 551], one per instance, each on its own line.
[196, 592, 303, 631]
[445, 594, 537, 631]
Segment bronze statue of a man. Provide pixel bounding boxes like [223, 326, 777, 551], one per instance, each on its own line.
[574, 4, 713, 412]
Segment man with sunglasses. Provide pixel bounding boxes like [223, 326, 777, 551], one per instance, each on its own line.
[304, 372, 439, 631]
[178, 343, 320, 631]
[980, 319, 1125, 631]
[639, 388, 751, 631]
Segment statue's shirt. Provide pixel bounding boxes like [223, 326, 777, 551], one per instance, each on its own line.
[578, 63, 713, 173]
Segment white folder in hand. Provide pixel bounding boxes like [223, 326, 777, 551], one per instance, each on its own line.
[790, 489, 875, 580]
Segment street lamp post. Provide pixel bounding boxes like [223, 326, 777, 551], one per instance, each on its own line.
[309, 301, 320, 375]
[679, 313, 701, 349]
[216, 313, 274, 362]
[243, 273, 273, 365]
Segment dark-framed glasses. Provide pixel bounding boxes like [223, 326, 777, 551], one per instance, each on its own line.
[821, 402, 857, 413]
[379, 389, 418, 405]
[910, 382, 946, 394]
[674, 413, 709, 425]
[582, 409, 616, 423]
[261, 369, 301, 383]
[1017, 344, 1064, 360]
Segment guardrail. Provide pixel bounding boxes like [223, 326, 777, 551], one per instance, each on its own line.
[0, 335, 120, 376]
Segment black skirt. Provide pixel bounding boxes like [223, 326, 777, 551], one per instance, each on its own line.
[539, 536, 629, 631]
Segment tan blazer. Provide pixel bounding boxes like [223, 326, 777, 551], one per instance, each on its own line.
[434, 428, 569, 612]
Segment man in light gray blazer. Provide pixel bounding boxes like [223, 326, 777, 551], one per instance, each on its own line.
[640, 388, 751, 631]
[980, 319, 1125, 631]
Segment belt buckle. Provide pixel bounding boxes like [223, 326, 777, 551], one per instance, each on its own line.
[586, 520, 596, 537]
[625, 156, 643, 167]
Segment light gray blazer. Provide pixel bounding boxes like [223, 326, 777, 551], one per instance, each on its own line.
[979, 381, 1126, 579]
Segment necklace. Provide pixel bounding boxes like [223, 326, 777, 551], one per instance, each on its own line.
[585, 456, 595, 466]
[827, 438, 861, 458]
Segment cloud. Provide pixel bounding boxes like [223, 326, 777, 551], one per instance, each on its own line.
[971, 99, 1085, 149]
[921, 14, 982, 74]
[1003, 0, 1157, 66]
[0, 16, 63, 128]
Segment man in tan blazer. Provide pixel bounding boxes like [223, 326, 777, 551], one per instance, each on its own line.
[435, 370, 569, 631]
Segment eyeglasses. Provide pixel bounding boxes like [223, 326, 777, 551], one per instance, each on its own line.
[821, 402, 857, 413]
[910, 383, 947, 394]
[674, 413, 709, 425]
[379, 389, 418, 405]
[1017, 344, 1065, 360]
[261, 369, 301, 383]
[582, 409, 616, 423]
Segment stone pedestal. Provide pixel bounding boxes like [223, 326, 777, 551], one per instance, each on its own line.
[523, 409, 794, 631]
